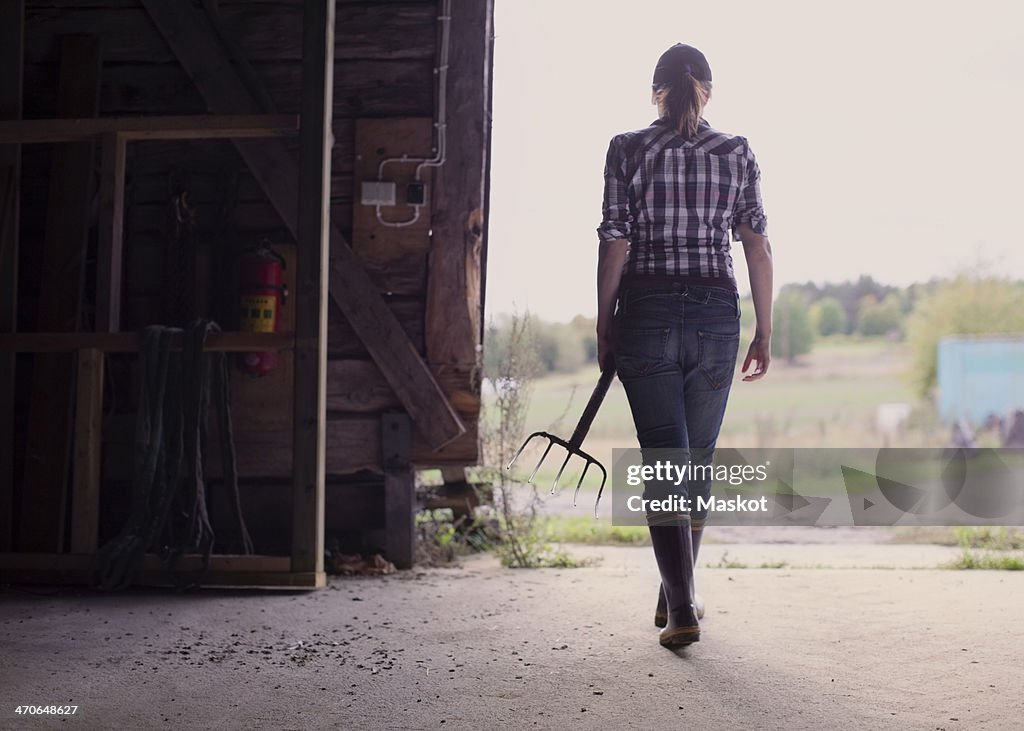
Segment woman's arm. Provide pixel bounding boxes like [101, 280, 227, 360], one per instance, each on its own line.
[596, 239, 629, 372]
[596, 133, 632, 372]
[737, 222, 773, 381]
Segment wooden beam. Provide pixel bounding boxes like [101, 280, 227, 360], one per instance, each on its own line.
[138, 570, 325, 589]
[19, 34, 101, 553]
[325, 358, 480, 413]
[0, 114, 299, 144]
[240, 413, 478, 475]
[382, 412, 414, 569]
[41, 61, 431, 120]
[19, 2, 436, 65]
[0, 552, 324, 588]
[325, 260, 465, 448]
[326, 358, 402, 412]
[70, 348, 103, 553]
[0, 552, 290, 572]
[95, 132, 125, 332]
[104, 411, 480, 483]
[0, 0, 23, 553]
[0, 331, 294, 353]
[425, 0, 492, 377]
[22, 2, 438, 65]
[438, 465, 467, 484]
[290, 0, 334, 577]
[140, 0, 466, 452]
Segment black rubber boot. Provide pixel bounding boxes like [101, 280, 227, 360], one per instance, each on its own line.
[649, 521, 700, 647]
[655, 522, 704, 627]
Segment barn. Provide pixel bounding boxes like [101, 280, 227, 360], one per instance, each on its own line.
[6, 6, 1024, 730]
[0, 0, 493, 588]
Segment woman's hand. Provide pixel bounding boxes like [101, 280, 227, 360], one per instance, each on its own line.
[737, 225, 773, 383]
[741, 333, 771, 381]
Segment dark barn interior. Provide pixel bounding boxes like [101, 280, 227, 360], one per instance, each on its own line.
[0, 0, 494, 588]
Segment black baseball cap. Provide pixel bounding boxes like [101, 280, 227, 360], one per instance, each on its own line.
[652, 43, 712, 85]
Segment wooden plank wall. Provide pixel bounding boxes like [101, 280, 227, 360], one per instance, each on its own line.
[18, 0, 482, 491]
[20, 0, 436, 330]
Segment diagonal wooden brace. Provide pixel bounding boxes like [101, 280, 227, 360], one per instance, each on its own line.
[141, 0, 465, 450]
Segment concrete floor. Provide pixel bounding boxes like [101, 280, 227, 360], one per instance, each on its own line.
[2, 544, 1023, 730]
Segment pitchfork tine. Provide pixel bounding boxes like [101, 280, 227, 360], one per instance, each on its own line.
[527, 438, 554, 484]
[593, 463, 608, 518]
[572, 460, 593, 507]
[506, 431, 542, 471]
[551, 452, 572, 494]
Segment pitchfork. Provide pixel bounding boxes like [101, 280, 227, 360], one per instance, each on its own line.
[506, 368, 616, 516]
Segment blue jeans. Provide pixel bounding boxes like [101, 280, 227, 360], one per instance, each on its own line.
[613, 283, 741, 525]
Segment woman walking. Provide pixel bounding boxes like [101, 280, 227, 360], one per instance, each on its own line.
[596, 43, 774, 648]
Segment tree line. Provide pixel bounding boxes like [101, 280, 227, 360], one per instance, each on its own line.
[485, 274, 1024, 396]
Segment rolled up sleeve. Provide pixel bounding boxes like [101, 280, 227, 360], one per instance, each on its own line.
[731, 139, 768, 241]
[597, 135, 633, 242]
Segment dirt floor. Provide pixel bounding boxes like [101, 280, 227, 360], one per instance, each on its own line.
[2, 542, 1023, 730]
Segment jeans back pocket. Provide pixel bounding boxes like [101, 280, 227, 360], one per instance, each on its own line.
[614, 325, 671, 378]
[697, 330, 740, 389]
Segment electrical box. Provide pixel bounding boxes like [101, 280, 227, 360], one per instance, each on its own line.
[361, 181, 397, 206]
[406, 182, 426, 205]
[352, 118, 434, 262]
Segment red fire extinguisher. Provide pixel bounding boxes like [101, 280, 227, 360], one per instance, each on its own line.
[236, 243, 287, 377]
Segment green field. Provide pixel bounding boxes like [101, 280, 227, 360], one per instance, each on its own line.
[500, 339, 947, 493]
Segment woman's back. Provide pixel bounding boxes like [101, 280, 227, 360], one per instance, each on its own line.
[600, 118, 766, 287]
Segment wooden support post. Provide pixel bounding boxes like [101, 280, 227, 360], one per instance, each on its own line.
[422, 0, 494, 465]
[289, 0, 335, 579]
[439, 465, 466, 484]
[0, 0, 23, 553]
[96, 132, 126, 332]
[70, 348, 103, 553]
[426, 0, 493, 371]
[19, 35, 100, 553]
[382, 412, 414, 570]
[140, 0, 465, 451]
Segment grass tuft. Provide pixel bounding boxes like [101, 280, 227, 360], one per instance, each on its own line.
[945, 550, 1024, 571]
[707, 552, 789, 569]
[953, 527, 1024, 551]
[711, 552, 748, 569]
[537, 515, 650, 546]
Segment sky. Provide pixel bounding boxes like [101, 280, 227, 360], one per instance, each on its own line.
[485, 0, 1024, 322]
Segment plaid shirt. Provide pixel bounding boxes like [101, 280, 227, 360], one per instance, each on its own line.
[598, 118, 767, 288]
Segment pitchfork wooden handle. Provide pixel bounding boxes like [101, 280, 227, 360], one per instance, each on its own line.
[567, 368, 615, 450]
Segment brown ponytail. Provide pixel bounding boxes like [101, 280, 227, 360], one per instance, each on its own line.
[655, 73, 711, 140]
